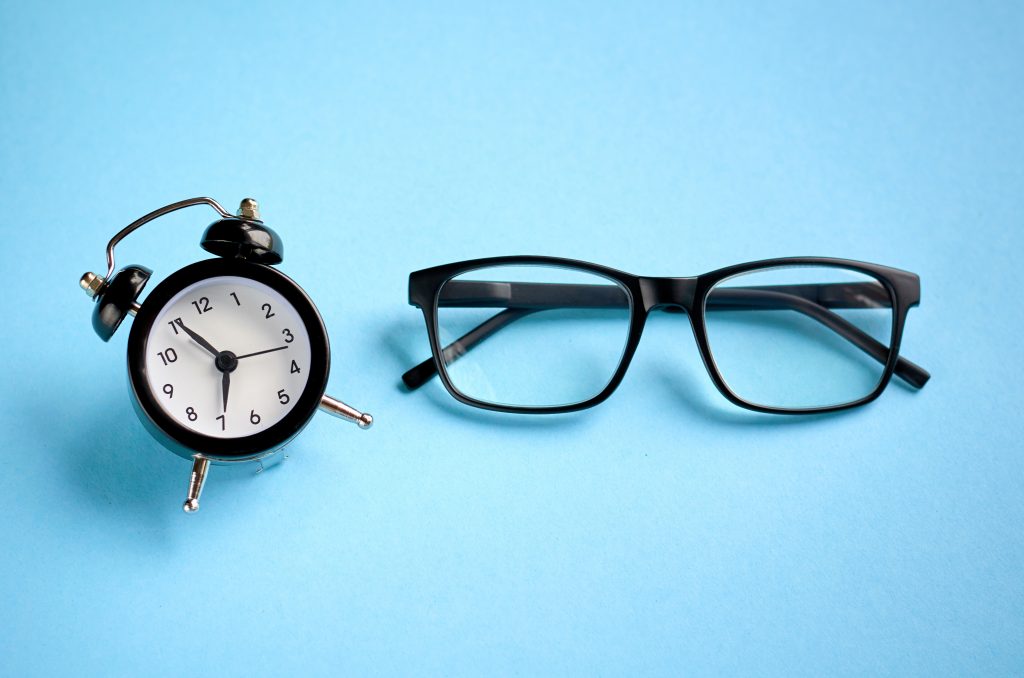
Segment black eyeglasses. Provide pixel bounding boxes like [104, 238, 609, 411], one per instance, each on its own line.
[402, 256, 930, 415]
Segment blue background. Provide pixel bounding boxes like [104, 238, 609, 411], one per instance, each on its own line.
[1, 1, 1021, 675]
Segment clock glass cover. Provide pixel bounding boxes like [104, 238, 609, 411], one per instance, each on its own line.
[143, 275, 313, 438]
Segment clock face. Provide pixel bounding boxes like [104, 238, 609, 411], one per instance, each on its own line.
[143, 275, 313, 438]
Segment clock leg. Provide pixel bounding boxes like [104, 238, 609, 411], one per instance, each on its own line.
[319, 394, 374, 429]
[182, 457, 210, 514]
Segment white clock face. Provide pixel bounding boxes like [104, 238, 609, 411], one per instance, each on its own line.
[143, 275, 313, 438]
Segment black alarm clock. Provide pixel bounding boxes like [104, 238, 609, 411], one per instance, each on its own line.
[80, 197, 373, 513]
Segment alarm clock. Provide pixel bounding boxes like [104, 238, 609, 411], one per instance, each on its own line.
[79, 197, 373, 513]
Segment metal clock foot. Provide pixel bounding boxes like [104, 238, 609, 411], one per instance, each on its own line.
[319, 394, 373, 429]
[183, 457, 210, 513]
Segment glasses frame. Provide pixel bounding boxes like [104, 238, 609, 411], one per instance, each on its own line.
[406, 256, 928, 415]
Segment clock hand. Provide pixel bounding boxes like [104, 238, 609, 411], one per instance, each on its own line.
[175, 319, 220, 356]
[222, 370, 230, 413]
[235, 345, 289, 360]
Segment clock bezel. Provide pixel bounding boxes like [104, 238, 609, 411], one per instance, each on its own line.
[127, 257, 330, 461]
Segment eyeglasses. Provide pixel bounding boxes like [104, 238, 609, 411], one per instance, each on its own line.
[402, 256, 930, 414]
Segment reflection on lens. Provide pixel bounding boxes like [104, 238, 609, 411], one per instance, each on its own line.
[704, 266, 894, 409]
[435, 265, 632, 408]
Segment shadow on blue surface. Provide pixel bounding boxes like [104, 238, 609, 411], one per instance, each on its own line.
[32, 394, 179, 547]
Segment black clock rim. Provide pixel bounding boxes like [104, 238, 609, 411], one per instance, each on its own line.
[127, 258, 331, 460]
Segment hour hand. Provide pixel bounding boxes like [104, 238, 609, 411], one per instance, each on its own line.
[176, 319, 219, 356]
[221, 371, 230, 413]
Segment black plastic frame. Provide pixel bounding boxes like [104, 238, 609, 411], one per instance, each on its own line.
[404, 256, 929, 415]
[127, 258, 330, 460]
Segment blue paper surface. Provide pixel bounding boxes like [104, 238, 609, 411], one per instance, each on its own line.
[1, 1, 1021, 675]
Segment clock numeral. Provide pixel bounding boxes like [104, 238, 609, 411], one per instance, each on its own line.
[230, 292, 241, 306]
[282, 328, 294, 343]
[277, 389, 290, 405]
[162, 384, 174, 398]
[191, 297, 213, 314]
[250, 409, 262, 425]
[186, 407, 198, 422]
[290, 360, 301, 374]
[157, 348, 178, 366]
[262, 303, 275, 319]
[168, 317, 182, 335]
[216, 414, 226, 431]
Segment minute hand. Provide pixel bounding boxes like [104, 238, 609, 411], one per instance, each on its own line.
[235, 346, 289, 360]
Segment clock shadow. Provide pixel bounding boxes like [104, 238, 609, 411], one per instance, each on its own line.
[33, 391, 185, 548]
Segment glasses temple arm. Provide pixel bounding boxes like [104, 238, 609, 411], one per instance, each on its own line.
[402, 308, 538, 389]
[403, 281, 929, 390]
[707, 288, 929, 388]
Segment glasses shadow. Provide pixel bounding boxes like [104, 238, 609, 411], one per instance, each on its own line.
[376, 318, 590, 430]
[652, 366, 862, 428]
